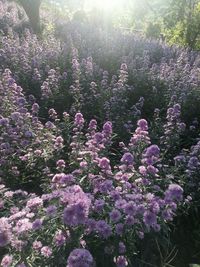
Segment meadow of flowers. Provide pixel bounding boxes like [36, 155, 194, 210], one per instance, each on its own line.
[0, 1, 200, 266]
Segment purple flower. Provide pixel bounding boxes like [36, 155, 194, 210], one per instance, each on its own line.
[52, 173, 74, 185]
[32, 103, 39, 113]
[98, 157, 111, 170]
[0, 218, 11, 247]
[89, 119, 97, 130]
[54, 230, 66, 246]
[35, 150, 42, 156]
[74, 113, 84, 127]
[121, 63, 128, 71]
[11, 239, 25, 251]
[173, 103, 181, 112]
[129, 119, 150, 146]
[67, 249, 93, 267]
[125, 216, 135, 226]
[121, 153, 134, 165]
[56, 159, 66, 170]
[174, 155, 186, 165]
[110, 209, 121, 223]
[103, 121, 112, 136]
[115, 223, 124, 235]
[114, 256, 128, 267]
[0, 118, 9, 126]
[165, 184, 183, 202]
[32, 219, 43, 230]
[94, 199, 105, 212]
[137, 231, 144, 239]
[137, 119, 148, 131]
[41, 246, 52, 257]
[13, 218, 32, 234]
[178, 122, 186, 131]
[10, 112, 20, 121]
[94, 132, 104, 143]
[54, 136, 64, 149]
[139, 166, 147, 176]
[143, 211, 157, 227]
[188, 156, 200, 170]
[46, 205, 57, 217]
[26, 197, 43, 209]
[96, 220, 112, 239]
[115, 199, 127, 210]
[61, 174, 75, 184]
[63, 112, 69, 120]
[150, 201, 160, 214]
[24, 131, 33, 138]
[17, 97, 26, 106]
[63, 202, 89, 226]
[1, 255, 13, 267]
[32, 241, 42, 251]
[49, 108, 57, 119]
[147, 165, 158, 175]
[162, 209, 173, 221]
[145, 145, 160, 157]
[85, 219, 96, 234]
[100, 180, 113, 193]
[45, 121, 56, 129]
[119, 242, 126, 254]
[124, 202, 136, 216]
[153, 224, 161, 232]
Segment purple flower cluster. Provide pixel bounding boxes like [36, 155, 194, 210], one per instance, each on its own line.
[160, 101, 186, 148]
[63, 185, 91, 226]
[67, 249, 94, 267]
[129, 119, 150, 147]
[0, 218, 12, 247]
[0, 113, 185, 267]
[0, 2, 199, 266]
[174, 139, 200, 192]
[0, 69, 63, 189]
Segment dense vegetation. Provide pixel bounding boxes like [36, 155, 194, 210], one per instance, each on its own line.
[0, 0, 200, 266]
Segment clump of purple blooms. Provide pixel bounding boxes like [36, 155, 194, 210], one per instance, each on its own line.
[0, 1, 199, 266]
[0, 113, 187, 266]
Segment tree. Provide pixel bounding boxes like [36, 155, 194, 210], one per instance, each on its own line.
[163, 0, 200, 49]
[15, 0, 42, 34]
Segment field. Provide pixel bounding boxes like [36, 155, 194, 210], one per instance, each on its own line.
[0, 1, 200, 266]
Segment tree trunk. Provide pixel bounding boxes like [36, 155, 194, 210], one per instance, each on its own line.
[18, 0, 42, 34]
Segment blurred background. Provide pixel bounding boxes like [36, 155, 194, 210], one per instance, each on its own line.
[5, 0, 200, 50]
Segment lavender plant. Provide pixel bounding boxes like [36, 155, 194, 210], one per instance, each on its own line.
[0, 1, 200, 266]
[0, 114, 186, 267]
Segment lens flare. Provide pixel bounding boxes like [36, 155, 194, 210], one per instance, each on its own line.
[85, 0, 124, 12]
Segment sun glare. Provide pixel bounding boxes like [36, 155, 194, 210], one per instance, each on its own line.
[85, 0, 124, 12]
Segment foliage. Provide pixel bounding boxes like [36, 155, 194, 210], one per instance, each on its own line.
[0, 1, 200, 266]
[163, 0, 200, 49]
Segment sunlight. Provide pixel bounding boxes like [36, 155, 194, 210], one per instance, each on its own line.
[85, 0, 125, 12]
